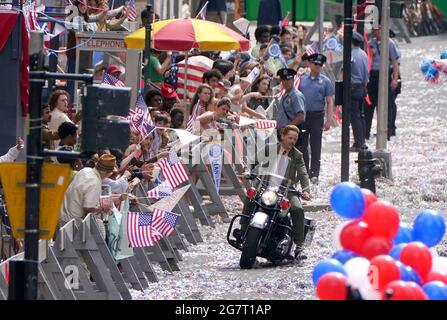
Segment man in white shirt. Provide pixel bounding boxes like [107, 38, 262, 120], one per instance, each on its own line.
[59, 154, 116, 238]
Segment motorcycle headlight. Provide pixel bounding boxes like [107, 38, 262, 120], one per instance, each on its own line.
[261, 190, 278, 206]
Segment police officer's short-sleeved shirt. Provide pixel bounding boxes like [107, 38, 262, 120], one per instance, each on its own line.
[276, 87, 306, 129]
[299, 74, 334, 112]
[390, 39, 402, 65]
[351, 46, 369, 84]
[369, 39, 400, 70]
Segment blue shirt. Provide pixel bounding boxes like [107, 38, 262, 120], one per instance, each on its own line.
[390, 39, 402, 65]
[368, 38, 400, 70]
[299, 74, 334, 112]
[276, 87, 306, 129]
[351, 46, 369, 84]
[207, 0, 227, 11]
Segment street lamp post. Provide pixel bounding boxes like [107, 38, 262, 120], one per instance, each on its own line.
[144, 4, 153, 95]
[341, 0, 353, 182]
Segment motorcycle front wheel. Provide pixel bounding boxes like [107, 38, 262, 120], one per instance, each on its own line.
[240, 227, 263, 269]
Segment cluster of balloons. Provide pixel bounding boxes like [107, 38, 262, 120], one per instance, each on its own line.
[420, 50, 447, 83]
[313, 182, 447, 300]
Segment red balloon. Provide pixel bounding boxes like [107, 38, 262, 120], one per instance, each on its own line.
[383, 281, 427, 300]
[316, 272, 348, 300]
[400, 242, 432, 277]
[407, 282, 429, 300]
[361, 236, 392, 260]
[363, 200, 400, 240]
[423, 270, 447, 285]
[340, 220, 371, 254]
[369, 255, 401, 292]
[361, 188, 378, 211]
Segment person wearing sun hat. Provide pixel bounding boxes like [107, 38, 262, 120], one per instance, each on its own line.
[59, 154, 117, 234]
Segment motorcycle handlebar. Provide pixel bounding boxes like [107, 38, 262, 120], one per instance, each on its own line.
[241, 174, 304, 197]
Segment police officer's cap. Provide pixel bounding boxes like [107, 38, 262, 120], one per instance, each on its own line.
[277, 68, 296, 80]
[352, 31, 364, 43]
[309, 53, 327, 66]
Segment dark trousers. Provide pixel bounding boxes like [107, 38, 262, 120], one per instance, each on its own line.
[297, 112, 324, 179]
[350, 85, 367, 148]
[365, 70, 396, 140]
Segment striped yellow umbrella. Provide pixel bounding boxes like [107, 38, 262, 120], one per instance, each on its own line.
[125, 18, 250, 52]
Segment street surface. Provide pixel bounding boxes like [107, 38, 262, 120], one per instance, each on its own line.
[131, 34, 447, 300]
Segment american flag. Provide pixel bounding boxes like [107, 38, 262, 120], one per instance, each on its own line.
[127, 0, 137, 22]
[152, 208, 180, 237]
[158, 148, 189, 188]
[140, 120, 156, 140]
[135, 93, 149, 114]
[177, 55, 214, 100]
[127, 212, 163, 247]
[305, 42, 319, 57]
[147, 184, 173, 199]
[102, 73, 125, 87]
[275, 76, 302, 98]
[186, 101, 201, 133]
[256, 120, 277, 129]
[128, 108, 145, 131]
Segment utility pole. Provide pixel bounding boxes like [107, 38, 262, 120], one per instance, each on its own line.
[376, 0, 389, 151]
[373, 0, 393, 180]
[144, 3, 153, 95]
[341, 0, 353, 182]
[318, 0, 325, 52]
[24, 30, 45, 300]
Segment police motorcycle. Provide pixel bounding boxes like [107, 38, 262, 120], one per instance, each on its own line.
[227, 156, 316, 269]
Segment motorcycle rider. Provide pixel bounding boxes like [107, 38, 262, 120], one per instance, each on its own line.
[235, 125, 311, 260]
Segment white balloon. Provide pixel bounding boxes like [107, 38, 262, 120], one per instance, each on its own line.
[359, 284, 382, 300]
[430, 247, 439, 257]
[432, 256, 447, 273]
[332, 221, 350, 250]
[344, 257, 371, 289]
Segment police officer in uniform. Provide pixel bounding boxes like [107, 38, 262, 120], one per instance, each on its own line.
[298, 53, 334, 183]
[365, 26, 400, 140]
[275, 68, 306, 133]
[349, 31, 369, 152]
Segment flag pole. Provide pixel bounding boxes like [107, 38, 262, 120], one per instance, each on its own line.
[195, 1, 209, 19]
[144, 3, 152, 95]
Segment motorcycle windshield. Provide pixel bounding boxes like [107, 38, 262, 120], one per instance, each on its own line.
[257, 155, 291, 192]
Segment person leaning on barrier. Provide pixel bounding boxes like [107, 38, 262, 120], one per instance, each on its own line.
[58, 154, 117, 239]
[196, 98, 238, 133]
[235, 125, 311, 260]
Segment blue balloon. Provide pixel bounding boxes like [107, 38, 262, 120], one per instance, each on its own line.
[440, 50, 447, 60]
[312, 259, 347, 286]
[397, 262, 422, 285]
[330, 182, 365, 219]
[393, 224, 413, 244]
[412, 210, 446, 247]
[390, 243, 407, 260]
[423, 281, 447, 300]
[331, 250, 358, 264]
